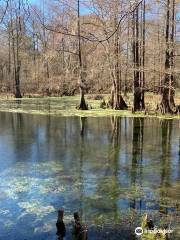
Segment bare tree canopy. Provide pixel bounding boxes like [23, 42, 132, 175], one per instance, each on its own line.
[0, 0, 179, 114]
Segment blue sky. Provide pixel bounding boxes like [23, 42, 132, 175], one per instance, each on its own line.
[29, 0, 90, 15]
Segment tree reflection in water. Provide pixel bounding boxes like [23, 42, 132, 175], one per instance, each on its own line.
[0, 113, 179, 239]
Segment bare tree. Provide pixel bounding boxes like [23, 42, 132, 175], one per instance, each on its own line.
[9, 0, 24, 98]
[132, 0, 146, 112]
[159, 0, 176, 114]
[110, 1, 128, 110]
[77, 0, 88, 110]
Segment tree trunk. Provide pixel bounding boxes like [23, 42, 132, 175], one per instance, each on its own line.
[10, 1, 22, 98]
[141, 0, 145, 109]
[133, 8, 141, 111]
[124, 18, 130, 97]
[15, 65, 22, 98]
[133, 3, 145, 112]
[11, 0, 22, 98]
[8, 23, 11, 85]
[159, 0, 176, 114]
[111, 16, 127, 110]
[77, 0, 88, 110]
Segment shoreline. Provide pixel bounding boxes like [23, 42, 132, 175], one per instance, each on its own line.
[0, 108, 179, 120]
[0, 96, 179, 119]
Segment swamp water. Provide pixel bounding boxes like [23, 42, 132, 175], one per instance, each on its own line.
[0, 112, 179, 240]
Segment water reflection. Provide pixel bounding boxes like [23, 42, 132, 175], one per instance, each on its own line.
[0, 113, 179, 239]
[159, 120, 172, 215]
[130, 118, 144, 210]
[110, 117, 121, 222]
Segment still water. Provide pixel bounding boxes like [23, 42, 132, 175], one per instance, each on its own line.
[0, 112, 179, 240]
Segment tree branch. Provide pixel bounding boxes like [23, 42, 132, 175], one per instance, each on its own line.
[30, 0, 144, 43]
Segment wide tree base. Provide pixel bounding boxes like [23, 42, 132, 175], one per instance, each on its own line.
[77, 100, 88, 110]
[157, 99, 177, 114]
[77, 105, 88, 110]
[133, 91, 145, 112]
[15, 90, 22, 98]
[115, 95, 128, 110]
[110, 95, 128, 110]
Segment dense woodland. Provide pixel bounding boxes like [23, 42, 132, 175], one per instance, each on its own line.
[0, 0, 180, 113]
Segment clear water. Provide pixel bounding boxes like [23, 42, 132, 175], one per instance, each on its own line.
[0, 112, 179, 239]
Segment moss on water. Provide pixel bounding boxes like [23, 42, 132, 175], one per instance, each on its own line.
[0, 96, 179, 119]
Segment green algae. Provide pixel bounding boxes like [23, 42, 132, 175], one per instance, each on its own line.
[0, 96, 179, 119]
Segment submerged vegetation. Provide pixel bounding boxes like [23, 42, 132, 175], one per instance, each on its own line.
[0, 113, 179, 239]
[0, 1, 179, 238]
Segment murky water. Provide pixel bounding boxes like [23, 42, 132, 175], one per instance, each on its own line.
[0, 112, 179, 239]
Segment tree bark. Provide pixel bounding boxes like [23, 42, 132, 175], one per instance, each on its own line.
[15, 65, 21, 98]
[77, 0, 88, 110]
[10, 0, 22, 98]
[141, 0, 145, 109]
[111, 13, 127, 110]
[159, 0, 176, 114]
[133, 3, 145, 112]
[124, 18, 130, 97]
[133, 8, 141, 111]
